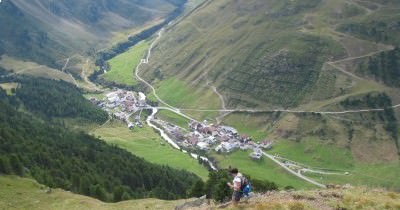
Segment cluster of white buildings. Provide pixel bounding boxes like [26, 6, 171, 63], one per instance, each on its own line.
[157, 119, 273, 160]
[90, 89, 146, 129]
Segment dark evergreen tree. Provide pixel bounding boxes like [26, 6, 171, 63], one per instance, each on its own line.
[189, 180, 206, 198]
[0, 156, 12, 174]
[10, 155, 24, 176]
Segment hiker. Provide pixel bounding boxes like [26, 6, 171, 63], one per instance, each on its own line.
[227, 168, 245, 206]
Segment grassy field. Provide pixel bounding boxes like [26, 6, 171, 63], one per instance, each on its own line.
[101, 41, 149, 86]
[156, 109, 190, 129]
[223, 113, 271, 141]
[269, 139, 400, 190]
[92, 121, 209, 180]
[269, 138, 354, 170]
[210, 151, 315, 189]
[306, 161, 400, 191]
[154, 78, 221, 121]
[0, 176, 190, 210]
[0, 55, 75, 84]
[84, 93, 106, 100]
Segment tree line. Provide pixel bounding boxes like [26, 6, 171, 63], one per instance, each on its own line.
[14, 77, 108, 124]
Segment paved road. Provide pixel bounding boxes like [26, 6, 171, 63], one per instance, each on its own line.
[169, 105, 400, 115]
[142, 106, 195, 121]
[135, 30, 182, 113]
[262, 152, 326, 188]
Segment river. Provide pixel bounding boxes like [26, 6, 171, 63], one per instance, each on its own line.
[146, 107, 217, 171]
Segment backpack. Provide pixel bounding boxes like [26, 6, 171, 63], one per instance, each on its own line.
[240, 176, 252, 196]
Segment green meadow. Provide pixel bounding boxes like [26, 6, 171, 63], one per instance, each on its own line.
[101, 41, 149, 86]
[92, 121, 209, 180]
[269, 139, 400, 190]
[210, 151, 314, 189]
[156, 110, 190, 128]
[154, 78, 221, 121]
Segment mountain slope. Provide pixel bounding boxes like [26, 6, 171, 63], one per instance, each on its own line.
[0, 0, 186, 69]
[138, 0, 400, 185]
[0, 176, 190, 210]
[144, 0, 400, 108]
[143, 0, 347, 108]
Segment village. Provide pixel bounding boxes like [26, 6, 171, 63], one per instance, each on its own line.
[89, 89, 147, 129]
[153, 118, 274, 160]
[90, 88, 274, 160]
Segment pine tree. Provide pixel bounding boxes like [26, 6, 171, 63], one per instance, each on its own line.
[190, 180, 206, 198]
[0, 156, 12, 174]
[10, 155, 24, 176]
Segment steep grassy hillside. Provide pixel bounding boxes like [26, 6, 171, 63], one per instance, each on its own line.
[136, 0, 400, 190]
[2, 176, 400, 210]
[143, 0, 347, 108]
[0, 176, 190, 210]
[182, 187, 400, 210]
[142, 0, 400, 110]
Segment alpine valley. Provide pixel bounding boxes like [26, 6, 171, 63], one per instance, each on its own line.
[0, 0, 400, 209]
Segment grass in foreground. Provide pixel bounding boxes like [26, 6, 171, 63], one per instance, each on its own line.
[92, 120, 209, 180]
[0, 176, 190, 210]
[234, 187, 400, 210]
[101, 41, 149, 86]
[210, 151, 315, 190]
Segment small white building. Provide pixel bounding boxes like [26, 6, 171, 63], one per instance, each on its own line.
[138, 92, 146, 106]
[128, 123, 135, 130]
[197, 142, 209, 150]
[220, 126, 238, 135]
[249, 152, 262, 160]
[215, 142, 237, 153]
[204, 136, 217, 144]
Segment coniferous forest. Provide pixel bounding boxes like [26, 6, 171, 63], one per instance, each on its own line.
[0, 76, 201, 202]
[15, 77, 108, 123]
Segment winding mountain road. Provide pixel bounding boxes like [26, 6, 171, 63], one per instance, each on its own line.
[135, 30, 182, 112]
